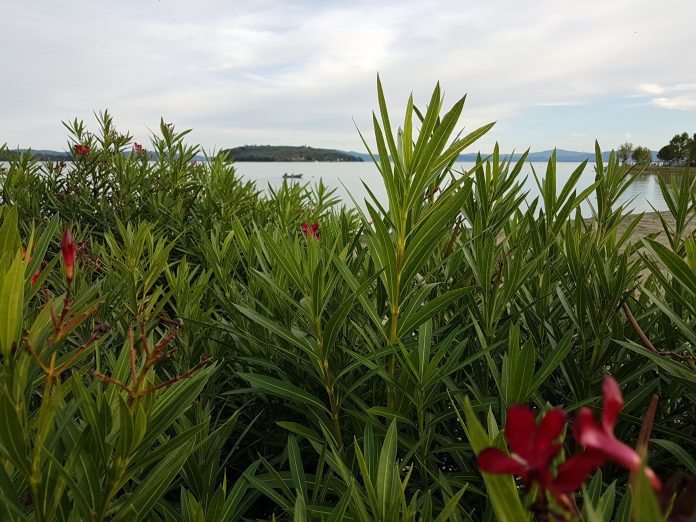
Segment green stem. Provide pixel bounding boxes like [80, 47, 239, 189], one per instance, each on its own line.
[315, 316, 343, 450]
[387, 305, 398, 410]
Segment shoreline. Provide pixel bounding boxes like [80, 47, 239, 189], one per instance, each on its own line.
[641, 166, 692, 176]
[614, 211, 693, 245]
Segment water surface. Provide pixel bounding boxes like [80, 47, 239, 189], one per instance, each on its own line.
[235, 161, 668, 215]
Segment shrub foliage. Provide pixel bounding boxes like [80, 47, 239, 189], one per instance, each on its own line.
[0, 79, 694, 521]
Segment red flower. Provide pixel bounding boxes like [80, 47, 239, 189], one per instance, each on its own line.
[301, 223, 320, 239]
[478, 405, 601, 508]
[478, 405, 566, 482]
[574, 375, 661, 490]
[61, 228, 77, 282]
[73, 144, 90, 157]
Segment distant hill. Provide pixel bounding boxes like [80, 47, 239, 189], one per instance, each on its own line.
[346, 149, 640, 163]
[0, 148, 206, 162]
[0, 149, 70, 161]
[221, 145, 362, 162]
[458, 149, 612, 162]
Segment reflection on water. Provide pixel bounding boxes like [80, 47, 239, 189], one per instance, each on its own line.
[235, 161, 669, 215]
[0, 160, 672, 214]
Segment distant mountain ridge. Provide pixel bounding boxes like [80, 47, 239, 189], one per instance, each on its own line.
[346, 149, 656, 162]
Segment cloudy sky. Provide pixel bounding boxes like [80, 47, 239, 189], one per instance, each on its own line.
[2, 0, 695, 154]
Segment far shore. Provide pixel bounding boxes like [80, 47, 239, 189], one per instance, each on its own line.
[641, 165, 692, 176]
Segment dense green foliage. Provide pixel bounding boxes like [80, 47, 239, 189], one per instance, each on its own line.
[0, 80, 695, 521]
[220, 145, 362, 162]
[657, 132, 696, 166]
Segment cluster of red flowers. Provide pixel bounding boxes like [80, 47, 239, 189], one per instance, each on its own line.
[477, 375, 660, 510]
[73, 144, 90, 157]
[301, 223, 320, 239]
[133, 142, 146, 156]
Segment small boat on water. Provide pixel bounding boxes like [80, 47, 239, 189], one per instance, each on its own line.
[282, 172, 303, 179]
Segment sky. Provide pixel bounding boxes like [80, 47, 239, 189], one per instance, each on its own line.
[1, 0, 695, 154]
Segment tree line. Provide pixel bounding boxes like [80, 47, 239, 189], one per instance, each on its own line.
[618, 132, 696, 166]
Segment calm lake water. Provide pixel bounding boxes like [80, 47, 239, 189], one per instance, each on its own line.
[0, 160, 669, 214]
[235, 161, 668, 215]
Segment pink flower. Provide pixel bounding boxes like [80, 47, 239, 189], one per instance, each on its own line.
[61, 228, 77, 282]
[301, 223, 320, 240]
[574, 376, 661, 490]
[133, 142, 145, 155]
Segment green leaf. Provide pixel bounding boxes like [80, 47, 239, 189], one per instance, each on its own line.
[397, 288, 469, 337]
[293, 493, 308, 522]
[376, 421, 399, 521]
[652, 439, 696, 473]
[235, 305, 316, 359]
[240, 373, 329, 413]
[433, 485, 467, 522]
[287, 435, 307, 501]
[0, 252, 24, 358]
[113, 441, 200, 521]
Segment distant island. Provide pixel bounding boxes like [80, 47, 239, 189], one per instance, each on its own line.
[221, 145, 362, 162]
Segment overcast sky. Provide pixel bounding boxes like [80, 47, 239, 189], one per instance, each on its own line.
[2, 0, 695, 154]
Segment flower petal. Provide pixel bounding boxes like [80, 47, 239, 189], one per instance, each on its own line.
[477, 448, 526, 476]
[576, 411, 641, 472]
[550, 451, 605, 494]
[505, 405, 537, 456]
[539, 407, 567, 445]
[602, 375, 623, 433]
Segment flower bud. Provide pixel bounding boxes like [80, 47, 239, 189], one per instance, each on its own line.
[61, 228, 77, 281]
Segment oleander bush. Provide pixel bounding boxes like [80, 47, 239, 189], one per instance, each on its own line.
[0, 78, 695, 521]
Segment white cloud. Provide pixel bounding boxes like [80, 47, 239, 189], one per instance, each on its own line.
[652, 96, 696, 110]
[1, 0, 695, 150]
[637, 83, 665, 95]
[634, 82, 696, 111]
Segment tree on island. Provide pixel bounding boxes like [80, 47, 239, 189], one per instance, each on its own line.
[669, 132, 691, 164]
[657, 144, 676, 163]
[657, 132, 695, 165]
[617, 142, 633, 164]
[631, 145, 651, 165]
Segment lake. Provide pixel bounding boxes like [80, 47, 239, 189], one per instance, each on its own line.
[234, 161, 669, 215]
[0, 160, 670, 214]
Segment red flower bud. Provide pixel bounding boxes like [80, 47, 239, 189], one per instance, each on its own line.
[61, 228, 77, 281]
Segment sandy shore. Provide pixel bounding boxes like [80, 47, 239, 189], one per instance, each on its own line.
[618, 211, 695, 246]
